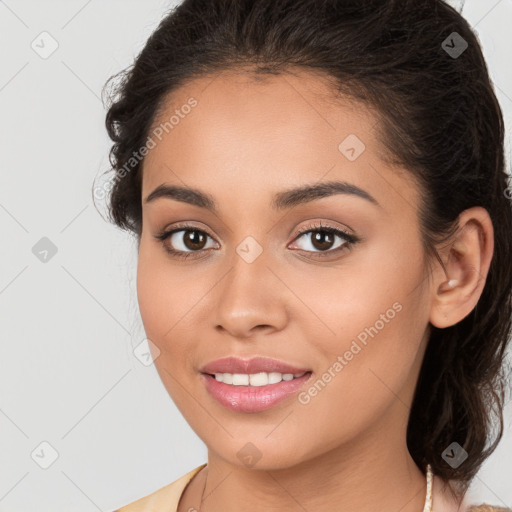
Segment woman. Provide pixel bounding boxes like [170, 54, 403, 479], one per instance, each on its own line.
[97, 0, 512, 510]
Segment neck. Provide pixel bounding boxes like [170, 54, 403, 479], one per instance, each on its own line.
[199, 406, 429, 512]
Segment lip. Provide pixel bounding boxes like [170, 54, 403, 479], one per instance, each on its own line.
[199, 356, 311, 375]
[201, 372, 313, 413]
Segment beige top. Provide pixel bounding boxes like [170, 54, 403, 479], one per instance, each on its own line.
[114, 463, 511, 512]
[115, 463, 207, 512]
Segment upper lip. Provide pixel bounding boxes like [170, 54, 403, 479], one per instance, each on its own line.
[200, 356, 311, 375]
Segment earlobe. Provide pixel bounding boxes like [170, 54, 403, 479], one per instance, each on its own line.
[437, 278, 459, 293]
[429, 207, 494, 329]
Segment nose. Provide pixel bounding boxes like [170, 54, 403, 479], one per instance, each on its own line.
[212, 251, 289, 339]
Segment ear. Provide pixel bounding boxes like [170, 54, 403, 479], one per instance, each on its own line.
[429, 206, 494, 329]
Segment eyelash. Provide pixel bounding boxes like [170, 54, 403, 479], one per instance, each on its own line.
[154, 221, 359, 260]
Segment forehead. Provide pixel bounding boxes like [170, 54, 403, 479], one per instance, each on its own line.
[141, 68, 418, 213]
[146, 67, 378, 152]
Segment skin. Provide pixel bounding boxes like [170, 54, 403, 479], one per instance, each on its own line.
[136, 68, 494, 512]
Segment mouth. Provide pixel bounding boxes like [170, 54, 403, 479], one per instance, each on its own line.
[203, 370, 312, 386]
[200, 370, 313, 413]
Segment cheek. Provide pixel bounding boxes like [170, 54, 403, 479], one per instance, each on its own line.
[136, 247, 193, 402]
[288, 295, 426, 456]
[292, 236, 428, 399]
[289, 251, 420, 345]
[136, 239, 186, 352]
[136, 238, 205, 364]
[136, 246, 166, 339]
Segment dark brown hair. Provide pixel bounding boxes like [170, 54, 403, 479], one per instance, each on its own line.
[97, 0, 512, 498]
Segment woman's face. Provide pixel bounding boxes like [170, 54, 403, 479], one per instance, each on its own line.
[137, 69, 434, 469]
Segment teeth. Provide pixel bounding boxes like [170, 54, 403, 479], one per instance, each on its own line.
[213, 371, 307, 386]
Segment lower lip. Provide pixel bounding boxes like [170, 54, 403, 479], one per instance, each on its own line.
[201, 372, 313, 413]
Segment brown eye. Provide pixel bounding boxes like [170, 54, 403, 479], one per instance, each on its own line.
[155, 225, 219, 259]
[167, 229, 216, 252]
[309, 231, 336, 251]
[297, 228, 355, 252]
[291, 223, 357, 255]
[180, 230, 207, 250]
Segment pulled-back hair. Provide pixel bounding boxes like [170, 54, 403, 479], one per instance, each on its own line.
[97, 0, 512, 497]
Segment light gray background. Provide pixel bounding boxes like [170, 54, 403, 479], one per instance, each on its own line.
[0, 1, 511, 511]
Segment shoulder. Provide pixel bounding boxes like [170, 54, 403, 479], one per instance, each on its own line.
[113, 463, 207, 512]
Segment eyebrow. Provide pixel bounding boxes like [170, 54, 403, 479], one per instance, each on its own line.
[144, 180, 381, 211]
